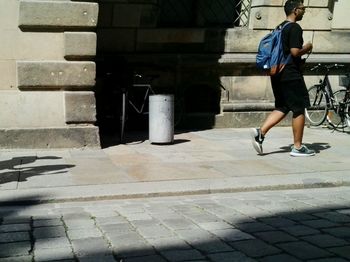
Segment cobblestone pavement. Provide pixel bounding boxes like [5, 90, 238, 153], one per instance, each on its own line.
[1, 187, 350, 261]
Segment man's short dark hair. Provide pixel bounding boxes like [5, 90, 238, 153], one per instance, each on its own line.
[284, 0, 304, 16]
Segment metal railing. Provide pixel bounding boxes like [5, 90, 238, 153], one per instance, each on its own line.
[158, 0, 251, 28]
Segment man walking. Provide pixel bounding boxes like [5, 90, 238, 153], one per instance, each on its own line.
[251, 0, 315, 157]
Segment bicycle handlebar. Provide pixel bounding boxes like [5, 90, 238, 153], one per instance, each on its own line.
[310, 63, 345, 72]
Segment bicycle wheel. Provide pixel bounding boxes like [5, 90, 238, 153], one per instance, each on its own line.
[327, 89, 347, 129]
[305, 85, 328, 126]
[120, 91, 127, 143]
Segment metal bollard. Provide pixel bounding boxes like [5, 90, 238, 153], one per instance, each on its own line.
[149, 94, 174, 144]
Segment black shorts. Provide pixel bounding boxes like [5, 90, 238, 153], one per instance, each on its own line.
[271, 77, 310, 116]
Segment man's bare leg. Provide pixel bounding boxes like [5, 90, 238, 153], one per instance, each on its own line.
[260, 110, 286, 136]
[292, 114, 305, 149]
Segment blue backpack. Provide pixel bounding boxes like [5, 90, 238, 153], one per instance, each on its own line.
[256, 22, 293, 76]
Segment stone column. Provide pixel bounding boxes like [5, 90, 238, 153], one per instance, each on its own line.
[0, 0, 100, 148]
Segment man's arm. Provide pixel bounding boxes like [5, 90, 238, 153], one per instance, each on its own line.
[290, 42, 313, 57]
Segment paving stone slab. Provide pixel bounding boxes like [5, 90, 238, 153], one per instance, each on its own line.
[0, 232, 31, 243]
[0, 223, 31, 233]
[229, 239, 281, 258]
[281, 225, 320, 236]
[34, 237, 71, 249]
[207, 251, 257, 262]
[301, 234, 349, 248]
[71, 237, 112, 257]
[328, 246, 350, 260]
[259, 253, 302, 262]
[253, 231, 298, 244]
[0, 241, 31, 257]
[33, 225, 67, 239]
[301, 219, 340, 229]
[34, 246, 74, 262]
[277, 241, 332, 260]
[160, 249, 205, 262]
[113, 241, 156, 258]
[121, 255, 167, 262]
[322, 227, 350, 238]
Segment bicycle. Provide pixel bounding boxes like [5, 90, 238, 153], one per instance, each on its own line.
[305, 63, 350, 131]
[120, 74, 157, 143]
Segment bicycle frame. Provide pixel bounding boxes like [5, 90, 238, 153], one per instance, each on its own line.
[305, 63, 350, 128]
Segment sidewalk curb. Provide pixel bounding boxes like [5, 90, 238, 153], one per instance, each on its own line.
[1, 171, 349, 204]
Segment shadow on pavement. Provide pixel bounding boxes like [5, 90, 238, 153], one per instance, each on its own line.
[0, 156, 75, 185]
[1, 192, 349, 261]
[261, 142, 331, 156]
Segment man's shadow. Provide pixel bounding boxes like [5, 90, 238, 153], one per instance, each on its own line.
[0, 156, 75, 185]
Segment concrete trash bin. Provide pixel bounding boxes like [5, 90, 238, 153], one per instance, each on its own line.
[149, 94, 174, 144]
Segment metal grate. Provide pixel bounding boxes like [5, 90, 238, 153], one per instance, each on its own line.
[158, 0, 251, 28]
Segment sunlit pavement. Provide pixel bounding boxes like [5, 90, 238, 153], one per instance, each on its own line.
[1, 127, 350, 261]
[1, 186, 350, 261]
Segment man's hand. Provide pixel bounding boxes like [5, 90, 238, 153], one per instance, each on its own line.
[303, 42, 313, 53]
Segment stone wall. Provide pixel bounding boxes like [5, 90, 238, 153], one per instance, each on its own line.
[96, 0, 350, 129]
[0, 0, 100, 148]
[1, 0, 350, 148]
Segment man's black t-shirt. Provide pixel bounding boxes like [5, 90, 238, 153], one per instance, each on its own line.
[277, 21, 304, 82]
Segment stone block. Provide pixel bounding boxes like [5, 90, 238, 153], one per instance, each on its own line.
[64, 32, 97, 59]
[0, 126, 100, 148]
[0, 30, 64, 60]
[65, 91, 96, 123]
[313, 31, 350, 53]
[224, 28, 268, 52]
[249, 6, 332, 30]
[112, 3, 159, 27]
[332, 0, 350, 30]
[96, 28, 136, 52]
[18, 0, 98, 29]
[17, 61, 95, 89]
[0, 90, 65, 128]
[0, 61, 16, 90]
[17, 32, 64, 60]
[0, 0, 19, 30]
[137, 28, 208, 52]
[220, 76, 273, 101]
[251, 0, 284, 7]
[308, 0, 329, 7]
[97, 3, 114, 27]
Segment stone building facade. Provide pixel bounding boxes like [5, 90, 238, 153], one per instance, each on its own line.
[0, 0, 349, 148]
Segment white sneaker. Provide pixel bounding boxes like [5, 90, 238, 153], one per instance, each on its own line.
[290, 145, 315, 157]
[250, 128, 264, 154]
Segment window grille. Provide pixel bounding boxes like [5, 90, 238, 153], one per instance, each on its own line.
[158, 0, 251, 28]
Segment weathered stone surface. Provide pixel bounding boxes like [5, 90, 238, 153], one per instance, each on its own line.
[18, 0, 98, 29]
[0, 0, 18, 30]
[224, 28, 267, 53]
[96, 28, 136, 52]
[215, 111, 293, 128]
[249, 6, 332, 30]
[17, 61, 95, 89]
[332, 0, 350, 30]
[0, 90, 65, 128]
[0, 61, 16, 90]
[0, 126, 100, 148]
[251, 0, 284, 7]
[65, 91, 96, 123]
[313, 31, 350, 53]
[112, 3, 159, 27]
[64, 32, 97, 59]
